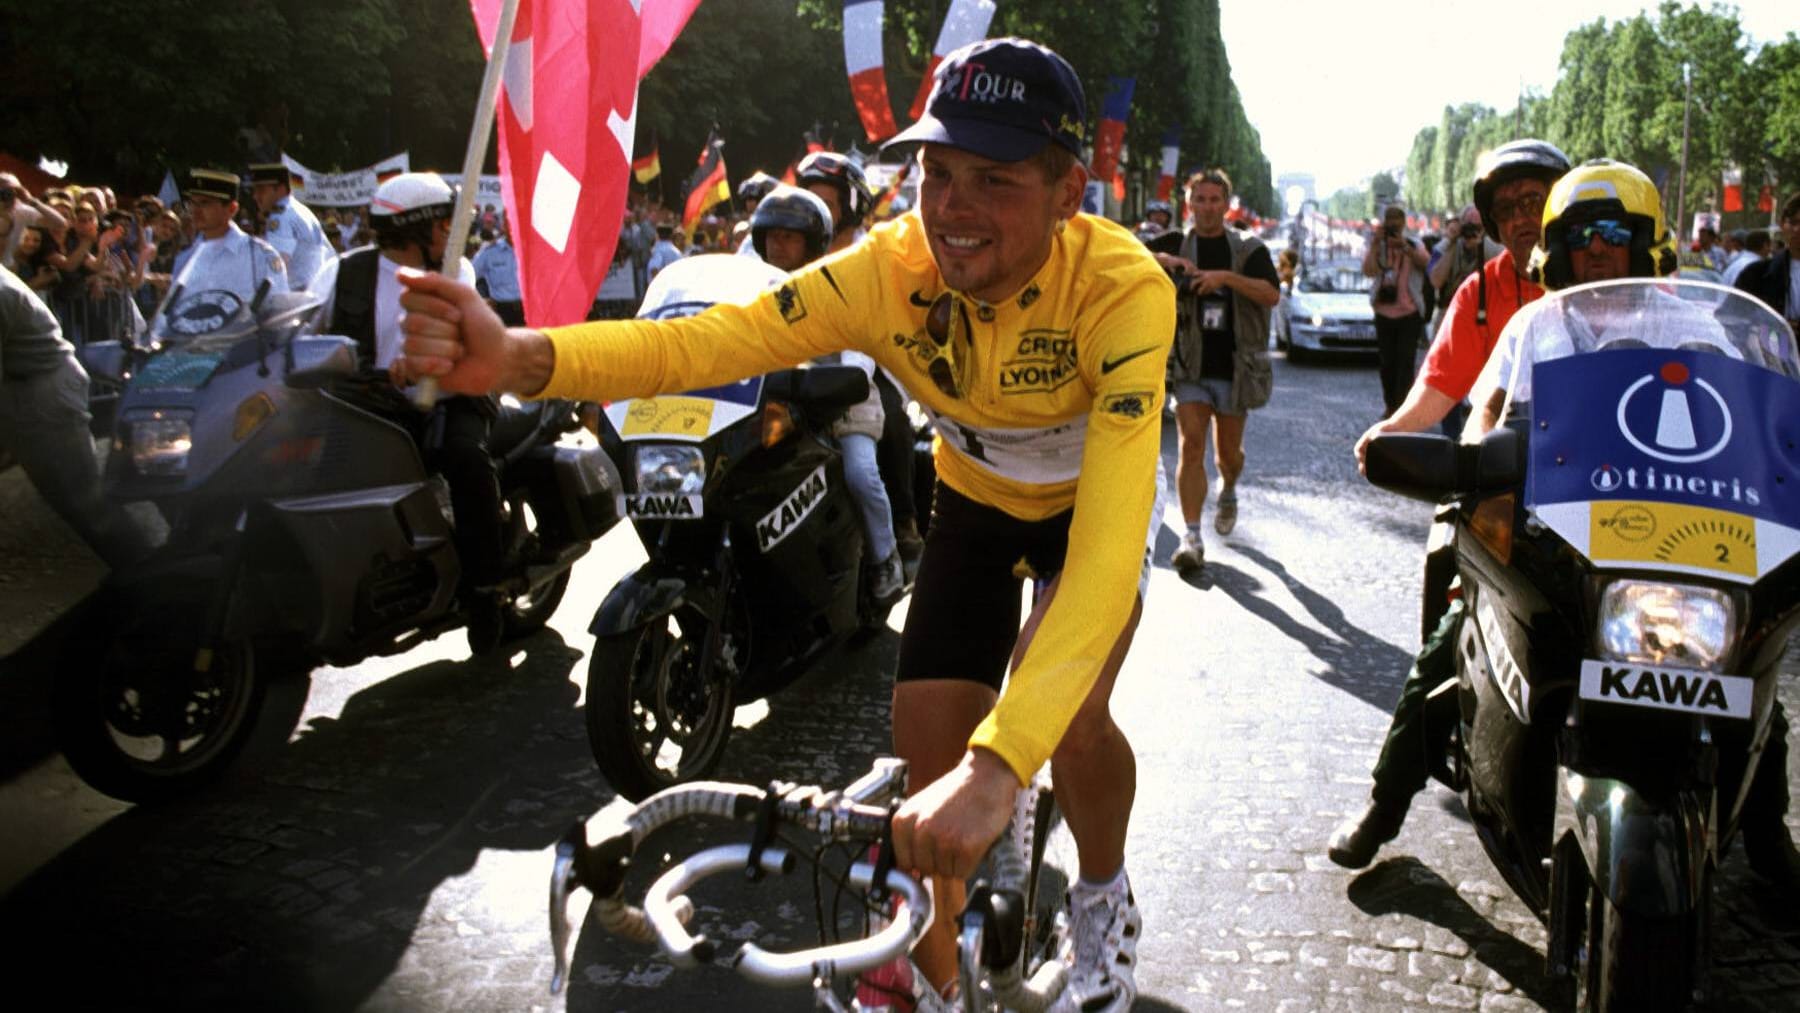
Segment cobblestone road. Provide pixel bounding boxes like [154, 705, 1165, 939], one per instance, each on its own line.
[1, 354, 1795, 1011]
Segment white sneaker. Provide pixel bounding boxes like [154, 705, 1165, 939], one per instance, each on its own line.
[1051, 876, 1140, 1013]
[870, 551, 905, 604]
[1170, 531, 1204, 574]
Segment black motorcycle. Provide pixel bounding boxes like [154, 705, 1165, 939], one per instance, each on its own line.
[581, 255, 929, 800]
[1366, 278, 1800, 1009]
[55, 286, 622, 803]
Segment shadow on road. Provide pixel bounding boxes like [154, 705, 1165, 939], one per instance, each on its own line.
[1207, 543, 1414, 713]
[1347, 856, 1565, 1009]
[1, 630, 601, 1010]
[0, 591, 97, 783]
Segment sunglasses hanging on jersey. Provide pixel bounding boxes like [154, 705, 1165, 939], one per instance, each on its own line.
[923, 292, 973, 399]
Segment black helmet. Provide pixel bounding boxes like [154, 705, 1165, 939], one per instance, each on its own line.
[1472, 139, 1571, 241]
[737, 171, 779, 206]
[796, 152, 873, 230]
[751, 185, 834, 265]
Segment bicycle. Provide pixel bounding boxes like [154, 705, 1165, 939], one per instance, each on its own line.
[547, 756, 1068, 1011]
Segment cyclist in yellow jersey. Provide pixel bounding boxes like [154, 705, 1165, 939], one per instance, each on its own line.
[398, 38, 1172, 1011]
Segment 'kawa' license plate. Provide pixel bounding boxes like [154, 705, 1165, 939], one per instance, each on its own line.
[1577, 659, 1752, 719]
[626, 494, 703, 520]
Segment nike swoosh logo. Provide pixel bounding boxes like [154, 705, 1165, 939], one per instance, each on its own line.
[1100, 346, 1160, 374]
[909, 290, 934, 308]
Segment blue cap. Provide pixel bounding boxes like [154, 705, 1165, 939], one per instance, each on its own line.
[884, 38, 1087, 163]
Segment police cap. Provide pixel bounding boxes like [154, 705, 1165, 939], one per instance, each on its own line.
[185, 168, 240, 202]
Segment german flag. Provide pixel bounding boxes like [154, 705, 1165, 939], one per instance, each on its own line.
[682, 131, 729, 234]
[632, 140, 660, 184]
[871, 159, 913, 219]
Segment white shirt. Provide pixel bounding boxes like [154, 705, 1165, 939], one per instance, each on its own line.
[375, 253, 474, 369]
[1721, 251, 1762, 287]
[171, 222, 290, 306]
[262, 194, 335, 290]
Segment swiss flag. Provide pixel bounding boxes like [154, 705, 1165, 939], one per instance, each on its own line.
[469, 0, 700, 327]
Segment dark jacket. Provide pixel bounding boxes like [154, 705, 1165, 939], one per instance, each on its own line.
[1734, 248, 1793, 323]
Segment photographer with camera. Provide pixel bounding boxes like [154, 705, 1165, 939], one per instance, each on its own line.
[1361, 204, 1430, 415]
[1426, 205, 1500, 334]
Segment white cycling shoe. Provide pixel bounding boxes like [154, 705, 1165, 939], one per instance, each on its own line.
[1049, 875, 1140, 1012]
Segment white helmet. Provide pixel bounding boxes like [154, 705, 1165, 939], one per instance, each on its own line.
[369, 172, 456, 230]
[638, 254, 785, 321]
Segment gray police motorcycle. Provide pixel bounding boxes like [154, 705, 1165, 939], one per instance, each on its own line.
[1366, 279, 1800, 1009]
[56, 282, 622, 803]
[583, 255, 918, 800]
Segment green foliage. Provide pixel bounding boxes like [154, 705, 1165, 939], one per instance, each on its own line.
[2, 0, 1276, 214]
[1396, 3, 1796, 229]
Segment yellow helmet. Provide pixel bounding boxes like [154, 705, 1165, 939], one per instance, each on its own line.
[1530, 159, 1677, 290]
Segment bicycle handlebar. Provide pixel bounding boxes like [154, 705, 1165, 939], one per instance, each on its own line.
[548, 761, 910, 994]
[645, 843, 932, 986]
[547, 758, 1065, 1009]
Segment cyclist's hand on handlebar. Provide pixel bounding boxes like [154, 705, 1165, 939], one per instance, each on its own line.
[891, 749, 1018, 880]
[397, 268, 508, 396]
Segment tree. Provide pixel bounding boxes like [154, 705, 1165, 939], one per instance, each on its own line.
[1548, 19, 1612, 161]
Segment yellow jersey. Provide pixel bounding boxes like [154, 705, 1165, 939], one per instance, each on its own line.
[540, 210, 1175, 782]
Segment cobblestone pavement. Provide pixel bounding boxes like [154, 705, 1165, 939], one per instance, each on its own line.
[1, 355, 1796, 1011]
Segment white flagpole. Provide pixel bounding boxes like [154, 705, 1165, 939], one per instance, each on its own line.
[416, 0, 523, 407]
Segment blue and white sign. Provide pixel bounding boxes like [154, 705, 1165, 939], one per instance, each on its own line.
[1529, 349, 1800, 525]
[1527, 348, 1800, 582]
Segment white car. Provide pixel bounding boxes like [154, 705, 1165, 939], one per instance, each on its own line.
[1274, 264, 1377, 363]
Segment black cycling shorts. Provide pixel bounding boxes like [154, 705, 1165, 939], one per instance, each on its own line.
[895, 481, 1073, 692]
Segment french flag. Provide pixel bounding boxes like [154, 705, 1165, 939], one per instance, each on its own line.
[1156, 126, 1180, 202]
[1090, 77, 1134, 187]
[843, 0, 898, 142]
[906, 0, 996, 122]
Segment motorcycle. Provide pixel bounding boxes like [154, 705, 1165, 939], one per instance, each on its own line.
[55, 284, 623, 803]
[1365, 278, 1800, 1010]
[582, 255, 931, 800]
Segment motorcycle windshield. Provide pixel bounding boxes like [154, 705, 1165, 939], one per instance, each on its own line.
[604, 376, 765, 442]
[1494, 279, 1800, 584]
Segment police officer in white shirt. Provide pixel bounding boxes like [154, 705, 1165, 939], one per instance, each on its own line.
[170, 168, 289, 305]
[247, 162, 335, 290]
[471, 219, 523, 325]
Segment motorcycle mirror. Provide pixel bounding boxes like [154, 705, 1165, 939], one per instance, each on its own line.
[1365, 432, 1462, 502]
[764, 365, 870, 412]
[1472, 423, 1525, 493]
[283, 336, 359, 389]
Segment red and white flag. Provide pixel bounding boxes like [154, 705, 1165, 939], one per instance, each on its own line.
[469, 0, 700, 327]
[843, 0, 899, 142]
[1722, 163, 1744, 213]
[907, 0, 996, 122]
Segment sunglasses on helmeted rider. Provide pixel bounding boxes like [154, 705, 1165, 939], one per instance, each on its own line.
[1565, 218, 1634, 250]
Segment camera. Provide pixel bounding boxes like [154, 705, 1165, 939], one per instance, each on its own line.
[1383, 224, 1400, 238]
[1460, 222, 1481, 240]
[1374, 283, 1398, 304]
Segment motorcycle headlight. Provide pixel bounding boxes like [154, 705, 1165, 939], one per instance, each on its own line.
[633, 444, 705, 495]
[1598, 580, 1736, 671]
[129, 412, 193, 477]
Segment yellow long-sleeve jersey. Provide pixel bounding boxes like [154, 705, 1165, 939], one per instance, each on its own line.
[540, 210, 1175, 783]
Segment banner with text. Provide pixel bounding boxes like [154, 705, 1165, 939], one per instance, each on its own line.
[281, 152, 411, 207]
